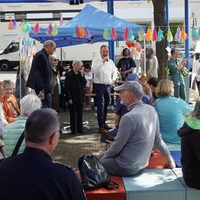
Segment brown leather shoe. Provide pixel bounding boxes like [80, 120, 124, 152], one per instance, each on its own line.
[104, 123, 112, 130]
[99, 128, 107, 134]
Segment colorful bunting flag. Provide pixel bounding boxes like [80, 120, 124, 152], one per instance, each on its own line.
[76, 25, 80, 37]
[84, 26, 91, 38]
[52, 24, 58, 36]
[128, 28, 134, 41]
[181, 27, 187, 40]
[198, 27, 200, 40]
[110, 27, 117, 40]
[192, 27, 198, 41]
[103, 27, 108, 40]
[24, 22, 31, 33]
[146, 27, 152, 42]
[167, 27, 173, 42]
[142, 29, 146, 40]
[107, 27, 111, 40]
[152, 27, 157, 41]
[8, 19, 12, 30]
[175, 26, 181, 40]
[73, 25, 77, 37]
[21, 21, 26, 32]
[33, 22, 40, 34]
[123, 27, 129, 41]
[46, 24, 53, 35]
[158, 27, 164, 42]
[79, 26, 85, 38]
[11, 20, 17, 30]
[138, 28, 142, 41]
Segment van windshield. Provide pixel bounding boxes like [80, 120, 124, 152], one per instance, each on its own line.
[3, 42, 19, 54]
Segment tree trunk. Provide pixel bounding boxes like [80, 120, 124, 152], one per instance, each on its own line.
[152, 0, 167, 80]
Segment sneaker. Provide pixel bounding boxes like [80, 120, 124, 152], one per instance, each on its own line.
[104, 123, 112, 130]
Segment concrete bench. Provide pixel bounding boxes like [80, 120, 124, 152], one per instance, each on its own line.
[122, 169, 185, 200]
[172, 168, 200, 200]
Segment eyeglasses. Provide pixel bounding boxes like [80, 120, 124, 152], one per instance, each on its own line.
[53, 59, 59, 61]
[49, 129, 61, 138]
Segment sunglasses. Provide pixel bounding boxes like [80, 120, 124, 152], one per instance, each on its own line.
[53, 59, 59, 61]
[49, 129, 61, 138]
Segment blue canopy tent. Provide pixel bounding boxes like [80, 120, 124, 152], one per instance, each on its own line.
[29, 4, 142, 48]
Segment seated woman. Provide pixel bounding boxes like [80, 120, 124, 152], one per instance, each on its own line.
[0, 80, 20, 123]
[155, 79, 193, 144]
[3, 94, 42, 157]
[0, 81, 8, 127]
[178, 99, 200, 189]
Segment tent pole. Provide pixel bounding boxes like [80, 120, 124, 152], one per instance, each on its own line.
[144, 39, 146, 75]
[107, 0, 115, 63]
[185, 0, 189, 70]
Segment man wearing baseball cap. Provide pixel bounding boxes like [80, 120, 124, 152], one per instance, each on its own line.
[99, 81, 175, 176]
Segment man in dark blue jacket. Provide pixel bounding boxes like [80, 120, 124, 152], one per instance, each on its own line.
[0, 108, 86, 200]
[27, 40, 56, 108]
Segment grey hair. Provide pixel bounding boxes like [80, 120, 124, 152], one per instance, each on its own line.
[3, 80, 14, 88]
[72, 59, 83, 68]
[49, 54, 57, 62]
[43, 40, 55, 48]
[20, 94, 42, 116]
[191, 98, 200, 119]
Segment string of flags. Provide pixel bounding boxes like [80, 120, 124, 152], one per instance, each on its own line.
[7, 19, 200, 42]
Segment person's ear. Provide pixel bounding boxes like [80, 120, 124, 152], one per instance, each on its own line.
[49, 134, 57, 146]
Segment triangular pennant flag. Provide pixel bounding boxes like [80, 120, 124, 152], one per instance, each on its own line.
[123, 27, 129, 41]
[11, 20, 17, 30]
[46, 23, 53, 35]
[76, 25, 80, 37]
[107, 27, 111, 40]
[146, 27, 152, 42]
[158, 27, 164, 42]
[175, 26, 181, 40]
[33, 22, 40, 34]
[52, 24, 58, 36]
[128, 28, 134, 41]
[152, 27, 157, 41]
[21, 21, 26, 32]
[84, 26, 91, 38]
[8, 19, 12, 30]
[110, 27, 117, 40]
[138, 28, 142, 41]
[181, 27, 187, 40]
[73, 25, 77, 37]
[198, 27, 200, 40]
[142, 29, 146, 40]
[103, 27, 108, 39]
[79, 26, 85, 38]
[167, 27, 173, 42]
[24, 22, 31, 33]
[192, 27, 198, 41]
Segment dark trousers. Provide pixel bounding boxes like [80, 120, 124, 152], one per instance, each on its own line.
[69, 104, 83, 132]
[94, 84, 111, 128]
[174, 83, 186, 101]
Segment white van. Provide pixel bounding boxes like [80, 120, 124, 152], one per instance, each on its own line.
[0, 42, 20, 71]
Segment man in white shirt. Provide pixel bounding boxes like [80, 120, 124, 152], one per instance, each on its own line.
[91, 45, 118, 134]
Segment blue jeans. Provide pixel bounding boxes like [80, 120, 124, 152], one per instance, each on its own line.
[94, 84, 111, 128]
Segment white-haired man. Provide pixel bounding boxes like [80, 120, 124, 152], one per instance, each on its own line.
[99, 81, 176, 176]
[27, 40, 56, 108]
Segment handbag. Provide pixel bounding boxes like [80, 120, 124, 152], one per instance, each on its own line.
[78, 154, 119, 190]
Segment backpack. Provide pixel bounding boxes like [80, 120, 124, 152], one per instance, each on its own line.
[78, 154, 119, 190]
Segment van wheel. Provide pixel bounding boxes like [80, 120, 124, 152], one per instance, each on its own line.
[0, 61, 11, 71]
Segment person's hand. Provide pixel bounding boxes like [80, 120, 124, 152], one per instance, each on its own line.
[105, 140, 113, 145]
[38, 91, 44, 100]
[89, 87, 92, 93]
[166, 155, 176, 168]
[110, 80, 115, 88]
[68, 99, 73, 104]
[103, 57, 109, 64]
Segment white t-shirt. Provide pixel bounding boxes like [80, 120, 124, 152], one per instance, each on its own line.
[84, 71, 93, 88]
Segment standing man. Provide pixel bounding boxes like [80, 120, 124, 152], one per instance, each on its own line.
[168, 48, 186, 100]
[27, 40, 56, 108]
[0, 108, 86, 200]
[117, 48, 136, 80]
[91, 45, 118, 134]
[99, 81, 175, 176]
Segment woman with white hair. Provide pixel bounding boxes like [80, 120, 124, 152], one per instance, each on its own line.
[2, 94, 42, 157]
[64, 59, 87, 134]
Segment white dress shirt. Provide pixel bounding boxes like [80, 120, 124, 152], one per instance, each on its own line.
[91, 57, 118, 85]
